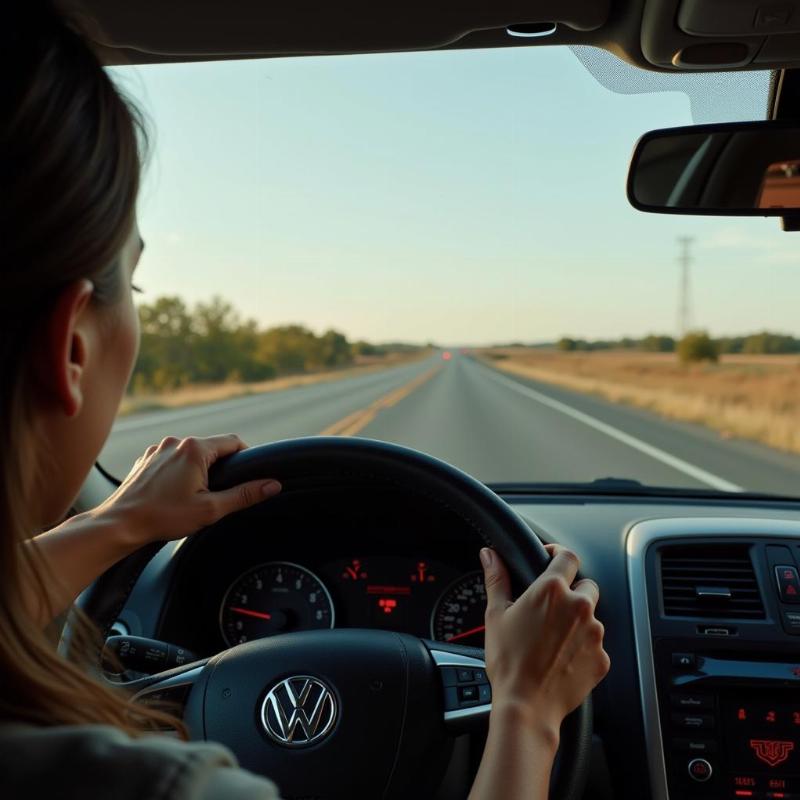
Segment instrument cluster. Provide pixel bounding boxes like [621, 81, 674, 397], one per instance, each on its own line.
[219, 556, 487, 648]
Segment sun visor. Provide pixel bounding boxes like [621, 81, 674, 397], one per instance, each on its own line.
[65, 0, 610, 62]
[642, 0, 800, 69]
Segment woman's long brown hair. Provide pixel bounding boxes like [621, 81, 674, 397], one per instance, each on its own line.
[0, 2, 185, 736]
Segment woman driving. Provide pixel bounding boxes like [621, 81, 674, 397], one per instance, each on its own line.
[0, 4, 610, 798]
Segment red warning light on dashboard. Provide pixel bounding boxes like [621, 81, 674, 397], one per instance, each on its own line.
[739, 708, 748, 720]
[378, 598, 397, 615]
[342, 559, 367, 581]
[410, 561, 436, 584]
[767, 710, 777, 723]
[750, 739, 795, 767]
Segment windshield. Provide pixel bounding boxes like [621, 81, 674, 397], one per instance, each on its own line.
[100, 47, 800, 496]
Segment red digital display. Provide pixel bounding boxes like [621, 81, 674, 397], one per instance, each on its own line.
[723, 698, 800, 795]
[377, 598, 397, 614]
[322, 555, 454, 637]
[750, 740, 795, 768]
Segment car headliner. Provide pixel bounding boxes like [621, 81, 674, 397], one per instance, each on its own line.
[61, 0, 792, 75]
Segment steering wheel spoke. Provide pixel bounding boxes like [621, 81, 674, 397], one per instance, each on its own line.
[125, 659, 209, 729]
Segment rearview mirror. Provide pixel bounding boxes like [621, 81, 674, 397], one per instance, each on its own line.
[627, 121, 800, 217]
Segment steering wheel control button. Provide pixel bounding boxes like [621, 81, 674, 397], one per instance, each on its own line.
[672, 712, 714, 729]
[776, 565, 800, 603]
[459, 685, 478, 703]
[672, 652, 697, 670]
[440, 668, 458, 687]
[261, 675, 337, 747]
[687, 758, 713, 782]
[671, 693, 713, 710]
[440, 663, 492, 710]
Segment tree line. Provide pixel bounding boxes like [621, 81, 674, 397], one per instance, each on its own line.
[556, 331, 800, 361]
[131, 295, 419, 392]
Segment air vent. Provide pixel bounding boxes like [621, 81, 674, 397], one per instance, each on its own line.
[660, 544, 764, 619]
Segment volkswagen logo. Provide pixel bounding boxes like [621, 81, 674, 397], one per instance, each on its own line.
[261, 675, 337, 747]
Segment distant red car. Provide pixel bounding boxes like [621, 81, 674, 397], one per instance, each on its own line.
[442, 351, 452, 361]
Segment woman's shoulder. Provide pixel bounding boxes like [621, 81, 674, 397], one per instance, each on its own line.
[0, 723, 282, 800]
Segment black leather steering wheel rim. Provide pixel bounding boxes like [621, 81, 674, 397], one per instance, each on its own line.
[76, 436, 592, 800]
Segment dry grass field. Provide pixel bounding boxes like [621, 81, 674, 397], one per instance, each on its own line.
[119, 351, 429, 417]
[479, 348, 800, 455]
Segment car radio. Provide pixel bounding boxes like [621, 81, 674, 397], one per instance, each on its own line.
[655, 644, 800, 799]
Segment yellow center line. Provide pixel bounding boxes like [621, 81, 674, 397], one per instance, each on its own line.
[319, 365, 443, 437]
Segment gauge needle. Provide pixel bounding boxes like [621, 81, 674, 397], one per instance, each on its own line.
[230, 607, 272, 620]
[446, 625, 486, 643]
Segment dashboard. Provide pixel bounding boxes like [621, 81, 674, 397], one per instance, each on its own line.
[102, 476, 800, 800]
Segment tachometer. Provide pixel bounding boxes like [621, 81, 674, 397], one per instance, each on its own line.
[220, 562, 334, 647]
[431, 571, 486, 646]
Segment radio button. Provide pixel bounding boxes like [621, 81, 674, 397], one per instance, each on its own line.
[782, 609, 800, 635]
[672, 652, 697, 670]
[687, 757, 713, 782]
[672, 712, 714, 729]
[776, 565, 800, 603]
[671, 693, 713, 710]
[672, 737, 717, 754]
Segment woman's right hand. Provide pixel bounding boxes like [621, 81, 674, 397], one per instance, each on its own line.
[480, 543, 610, 745]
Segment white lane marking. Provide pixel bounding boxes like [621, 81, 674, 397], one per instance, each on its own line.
[484, 368, 743, 492]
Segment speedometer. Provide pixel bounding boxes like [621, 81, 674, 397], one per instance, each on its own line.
[430, 571, 486, 647]
[220, 562, 334, 647]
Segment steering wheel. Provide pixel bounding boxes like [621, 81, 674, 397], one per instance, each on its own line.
[78, 437, 592, 799]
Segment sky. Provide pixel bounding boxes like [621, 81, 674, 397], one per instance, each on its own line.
[110, 46, 798, 346]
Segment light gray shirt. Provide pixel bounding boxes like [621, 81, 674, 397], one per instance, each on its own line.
[0, 724, 282, 800]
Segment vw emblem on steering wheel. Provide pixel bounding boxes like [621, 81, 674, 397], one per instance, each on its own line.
[261, 675, 337, 746]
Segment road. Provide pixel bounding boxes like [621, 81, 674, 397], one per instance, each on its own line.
[101, 354, 800, 495]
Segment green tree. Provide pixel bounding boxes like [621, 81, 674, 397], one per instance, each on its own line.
[135, 296, 194, 389]
[641, 334, 675, 353]
[558, 337, 577, 352]
[316, 329, 353, 368]
[677, 331, 719, 364]
[257, 325, 317, 373]
[742, 331, 800, 354]
[191, 296, 245, 382]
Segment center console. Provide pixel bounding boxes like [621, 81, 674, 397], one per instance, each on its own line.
[628, 518, 800, 800]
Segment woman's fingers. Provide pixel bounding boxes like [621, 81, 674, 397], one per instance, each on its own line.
[204, 433, 248, 457]
[543, 545, 580, 585]
[177, 433, 247, 465]
[209, 478, 282, 518]
[571, 578, 600, 611]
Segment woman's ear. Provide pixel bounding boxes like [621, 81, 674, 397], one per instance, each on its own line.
[34, 279, 95, 418]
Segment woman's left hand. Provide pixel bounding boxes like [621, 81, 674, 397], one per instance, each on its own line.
[94, 434, 282, 546]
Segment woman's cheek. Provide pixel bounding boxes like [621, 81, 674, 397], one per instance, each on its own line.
[125, 296, 141, 381]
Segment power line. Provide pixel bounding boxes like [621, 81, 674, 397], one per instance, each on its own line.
[677, 236, 694, 338]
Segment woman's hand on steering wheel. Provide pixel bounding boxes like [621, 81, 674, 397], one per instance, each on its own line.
[480, 543, 610, 743]
[96, 434, 282, 546]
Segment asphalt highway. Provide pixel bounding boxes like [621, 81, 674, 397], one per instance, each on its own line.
[101, 354, 800, 495]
